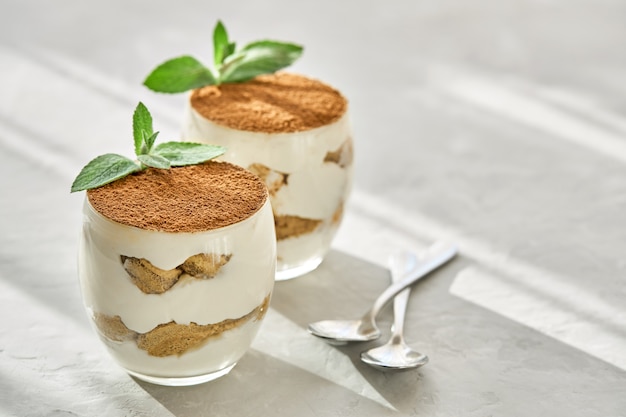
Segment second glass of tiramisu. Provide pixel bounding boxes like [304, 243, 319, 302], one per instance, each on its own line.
[144, 22, 354, 280]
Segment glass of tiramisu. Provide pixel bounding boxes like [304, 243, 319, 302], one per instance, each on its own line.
[144, 22, 353, 280]
[73, 103, 276, 386]
[182, 73, 353, 280]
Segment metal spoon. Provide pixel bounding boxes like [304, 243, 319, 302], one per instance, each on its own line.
[360, 253, 429, 370]
[307, 241, 457, 344]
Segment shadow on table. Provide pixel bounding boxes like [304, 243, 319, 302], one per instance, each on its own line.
[135, 249, 463, 417]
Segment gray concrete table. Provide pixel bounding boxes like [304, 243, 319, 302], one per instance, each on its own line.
[1, 1, 625, 416]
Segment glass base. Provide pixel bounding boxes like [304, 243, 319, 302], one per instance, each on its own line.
[275, 256, 323, 281]
[127, 363, 236, 386]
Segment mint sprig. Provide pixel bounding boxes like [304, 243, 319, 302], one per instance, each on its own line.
[71, 102, 226, 192]
[143, 20, 303, 93]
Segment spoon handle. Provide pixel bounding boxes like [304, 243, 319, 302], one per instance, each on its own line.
[389, 253, 413, 341]
[366, 241, 457, 322]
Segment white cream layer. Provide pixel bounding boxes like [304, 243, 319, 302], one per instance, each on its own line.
[78, 198, 276, 334]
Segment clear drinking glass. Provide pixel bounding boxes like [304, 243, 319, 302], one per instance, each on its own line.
[182, 73, 354, 280]
[77, 163, 276, 386]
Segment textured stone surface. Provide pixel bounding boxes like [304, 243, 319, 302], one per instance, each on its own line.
[1, 0, 625, 416]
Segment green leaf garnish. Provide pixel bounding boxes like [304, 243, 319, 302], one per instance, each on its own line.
[143, 20, 303, 92]
[153, 142, 226, 166]
[142, 130, 159, 154]
[132, 102, 153, 154]
[71, 154, 140, 193]
[137, 154, 171, 169]
[220, 40, 304, 83]
[213, 21, 237, 68]
[143, 56, 217, 93]
[70, 102, 227, 192]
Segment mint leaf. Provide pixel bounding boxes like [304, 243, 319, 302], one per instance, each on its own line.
[213, 20, 229, 67]
[154, 142, 226, 166]
[137, 153, 171, 169]
[223, 42, 236, 64]
[143, 56, 216, 93]
[70, 154, 140, 192]
[220, 40, 303, 83]
[133, 102, 153, 155]
[142, 130, 159, 154]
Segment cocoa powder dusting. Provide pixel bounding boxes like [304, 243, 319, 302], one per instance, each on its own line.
[190, 72, 347, 133]
[87, 161, 268, 233]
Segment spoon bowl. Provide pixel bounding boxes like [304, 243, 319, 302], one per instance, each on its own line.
[360, 341, 429, 371]
[306, 319, 379, 345]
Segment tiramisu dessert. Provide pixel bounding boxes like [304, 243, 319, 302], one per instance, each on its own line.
[72, 103, 276, 386]
[144, 21, 353, 280]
